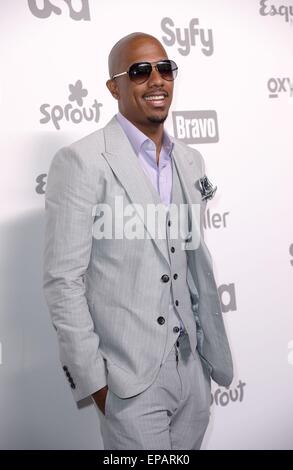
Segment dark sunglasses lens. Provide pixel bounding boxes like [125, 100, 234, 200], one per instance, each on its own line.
[129, 63, 152, 83]
[157, 60, 178, 80]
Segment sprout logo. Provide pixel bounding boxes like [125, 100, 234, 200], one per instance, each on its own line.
[211, 380, 246, 407]
[40, 80, 103, 130]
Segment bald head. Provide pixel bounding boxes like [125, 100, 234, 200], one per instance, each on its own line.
[106, 32, 174, 135]
[108, 32, 168, 78]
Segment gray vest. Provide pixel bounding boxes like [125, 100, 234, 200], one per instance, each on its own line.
[161, 159, 198, 363]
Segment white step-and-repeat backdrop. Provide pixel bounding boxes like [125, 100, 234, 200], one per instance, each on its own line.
[1, 0, 293, 450]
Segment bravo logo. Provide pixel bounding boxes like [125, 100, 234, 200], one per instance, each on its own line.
[172, 111, 219, 144]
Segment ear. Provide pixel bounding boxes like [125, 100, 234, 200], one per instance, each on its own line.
[106, 79, 120, 100]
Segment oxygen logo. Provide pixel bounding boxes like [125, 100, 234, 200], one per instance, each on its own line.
[161, 17, 214, 56]
[267, 77, 293, 98]
[211, 380, 246, 407]
[40, 79, 103, 130]
[172, 111, 219, 144]
[259, 0, 293, 24]
[28, 0, 90, 20]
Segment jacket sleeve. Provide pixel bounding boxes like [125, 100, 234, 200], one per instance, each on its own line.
[43, 146, 107, 402]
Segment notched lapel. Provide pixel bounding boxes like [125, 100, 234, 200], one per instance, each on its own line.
[172, 145, 203, 208]
[101, 117, 170, 265]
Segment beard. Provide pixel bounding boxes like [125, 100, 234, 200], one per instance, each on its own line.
[147, 113, 168, 124]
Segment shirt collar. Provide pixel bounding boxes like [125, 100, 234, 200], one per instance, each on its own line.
[116, 112, 174, 160]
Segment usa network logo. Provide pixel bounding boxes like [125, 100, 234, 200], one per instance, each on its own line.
[40, 79, 103, 130]
[172, 110, 219, 144]
[27, 0, 90, 20]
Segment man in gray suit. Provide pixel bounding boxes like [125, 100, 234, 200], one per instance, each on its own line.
[43, 32, 233, 450]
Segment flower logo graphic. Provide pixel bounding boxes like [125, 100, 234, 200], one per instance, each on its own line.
[68, 80, 88, 106]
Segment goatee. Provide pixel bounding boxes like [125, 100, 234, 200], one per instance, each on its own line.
[147, 114, 168, 124]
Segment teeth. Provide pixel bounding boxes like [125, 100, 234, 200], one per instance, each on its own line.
[144, 95, 165, 101]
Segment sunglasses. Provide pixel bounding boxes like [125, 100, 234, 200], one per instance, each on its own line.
[111, 59, 178, 84]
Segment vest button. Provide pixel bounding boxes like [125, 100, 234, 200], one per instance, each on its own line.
[157, 316, 165, 325]
[173, 273, 178, 280]
[161, 274, 170, 283]
[173, 326, 180, 333]
[170, 247, 175, 253]
[168, 220, 172, 227]
[175, 300, 179, 307]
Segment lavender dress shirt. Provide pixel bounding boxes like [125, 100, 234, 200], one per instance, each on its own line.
[116, 112, 185, 334]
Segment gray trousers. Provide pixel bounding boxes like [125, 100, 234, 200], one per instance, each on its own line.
[96, 333, 211, 450]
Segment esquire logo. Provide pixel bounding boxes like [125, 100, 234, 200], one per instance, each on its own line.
[27, 0, 90, 20]
[259, 0, 293, 23]
[40, 80, 103, 130]
[172, 111, 219, 144]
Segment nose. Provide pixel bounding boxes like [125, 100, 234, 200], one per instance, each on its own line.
[147, 65, 164, 86]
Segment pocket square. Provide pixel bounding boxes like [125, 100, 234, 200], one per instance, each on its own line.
[198, 175, 217, 201]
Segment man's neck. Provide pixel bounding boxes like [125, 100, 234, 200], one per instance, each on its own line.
[133, 122, 164, 164]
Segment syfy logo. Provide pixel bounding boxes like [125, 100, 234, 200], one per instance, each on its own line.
[211, 380, 246, 407]
[218, 283, 237, 313]
[27, 0, 90, 20]
[40, 79, 103, 130]
[259, 0, 293, 24]
[289, 243, 293, 266]
[267, 77, 293, 98]
[161, 17, 214, 56]
[172, 111, 219, 144]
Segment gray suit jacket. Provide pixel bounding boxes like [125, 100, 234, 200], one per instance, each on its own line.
[43, 116, 233, 402]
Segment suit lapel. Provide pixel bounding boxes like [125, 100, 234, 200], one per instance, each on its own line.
[172, 144, 202, 209]
[101, 116, 170, 265]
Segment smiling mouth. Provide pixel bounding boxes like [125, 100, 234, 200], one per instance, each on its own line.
[143, 94, 167, 107]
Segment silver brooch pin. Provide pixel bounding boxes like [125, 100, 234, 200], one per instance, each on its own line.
[198, 175, 217, 201]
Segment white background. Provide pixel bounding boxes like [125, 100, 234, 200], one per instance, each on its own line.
[0, 0, 293, 449]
